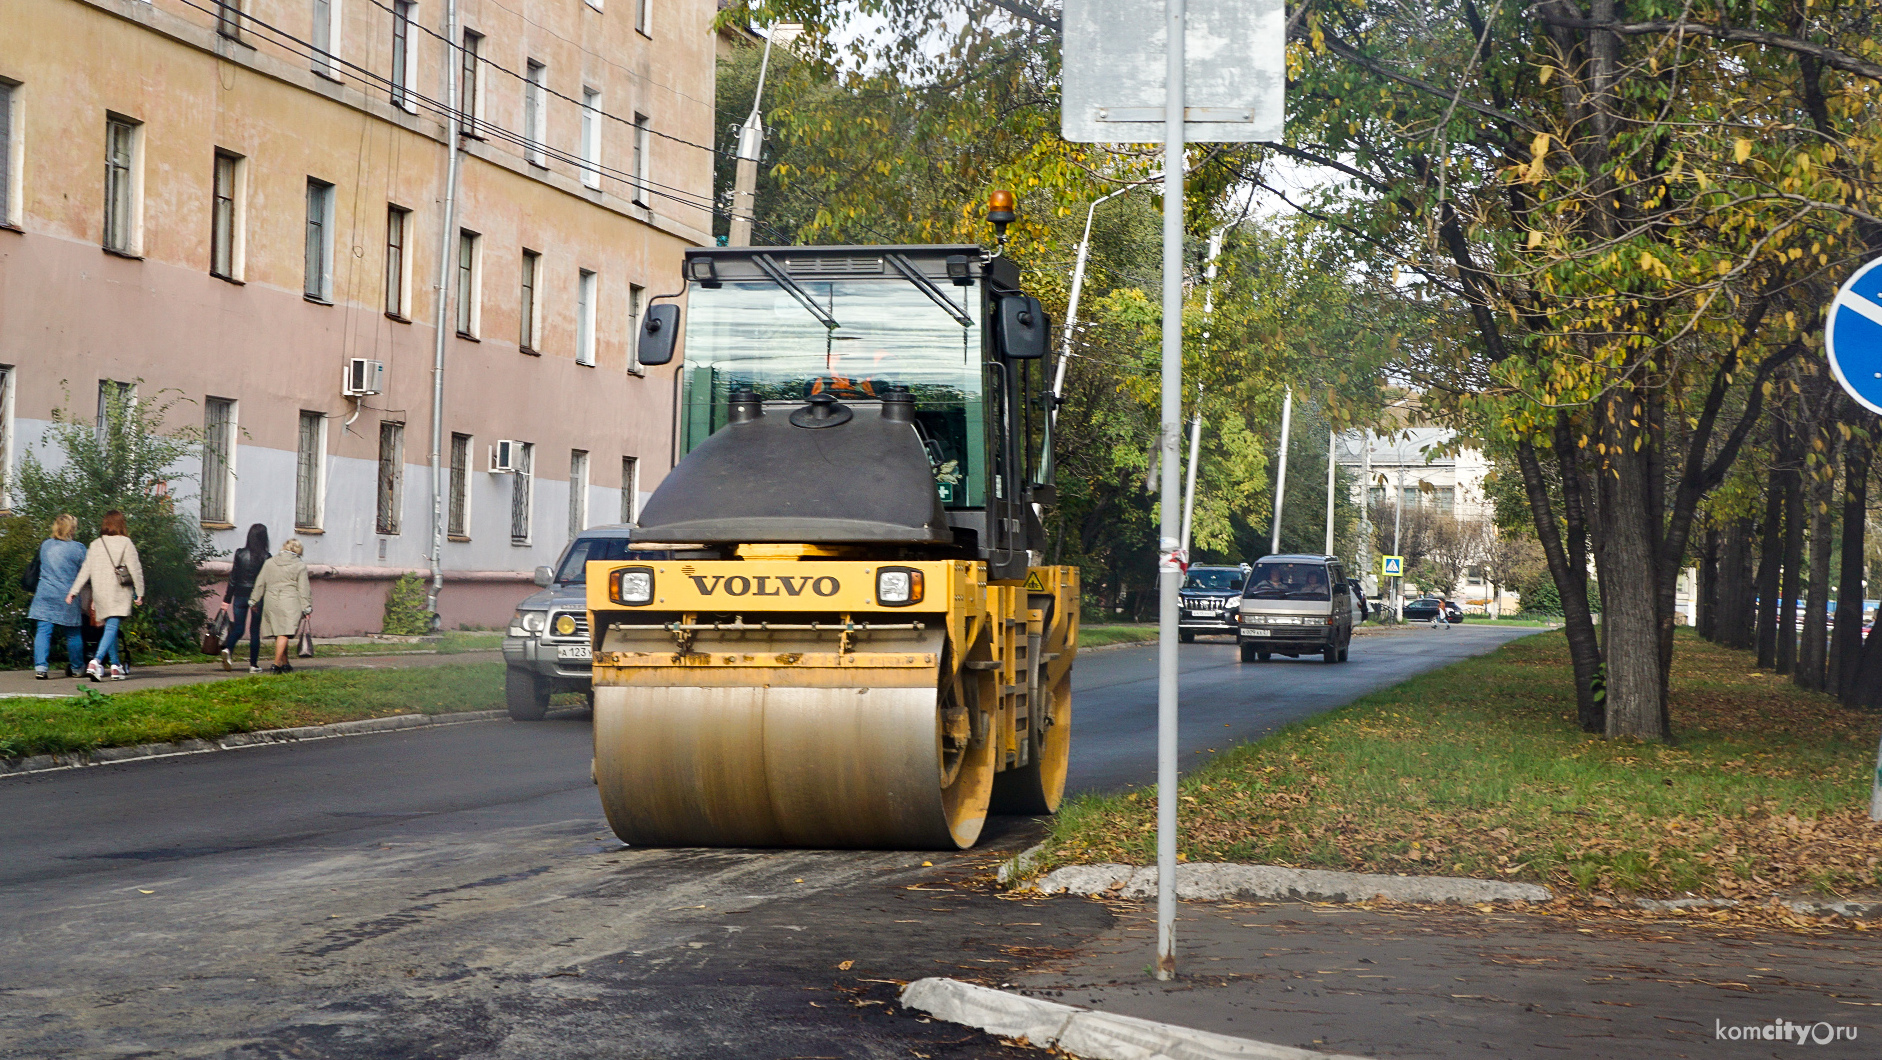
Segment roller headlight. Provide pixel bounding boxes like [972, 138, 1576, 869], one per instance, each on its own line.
[610, 566, 655, 606]
[553, 613, 579, 637]
[510, 610, 547, 636]
[875, 567, 923, 606]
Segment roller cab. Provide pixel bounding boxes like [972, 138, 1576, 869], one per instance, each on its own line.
[589, 240, 1078, 850]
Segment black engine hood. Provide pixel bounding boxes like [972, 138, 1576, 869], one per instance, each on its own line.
[631, 398, 952, 546]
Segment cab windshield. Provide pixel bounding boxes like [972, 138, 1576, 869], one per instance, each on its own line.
[555, 537, 647, 585]
[1245, 562, 1331, 600]
[679, 279, 985, 507]
[1183, 569, 1245, 592]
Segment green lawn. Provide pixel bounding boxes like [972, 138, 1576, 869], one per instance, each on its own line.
[1036, 631, 1882, 899]
[0, 662, 506, 760]
[1079, 623, 1161, 648]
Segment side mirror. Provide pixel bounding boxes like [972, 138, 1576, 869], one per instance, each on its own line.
[998, 295, 1048, 360]
[637, 304, 680, 366]
[533, 565, 554, 588]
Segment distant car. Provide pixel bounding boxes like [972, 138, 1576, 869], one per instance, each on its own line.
[1179, 564, 1250, 642]
[1403, 596, 1463, 624]
[502, 526, 668, 720]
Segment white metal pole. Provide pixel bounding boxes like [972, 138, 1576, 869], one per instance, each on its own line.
[426, 0, 464, 629]
[1154, 0, 1186, 984]
[1269, 388, 1292, 555]
[1180, 400, 1201, 554]
[727, 31, 776, 247]
[1394, 465, 1405, 622]
[1052, 185, 1130, 431]
[1324, 429, 1337, 556]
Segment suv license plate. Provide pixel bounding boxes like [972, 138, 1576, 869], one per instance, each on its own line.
[1244, 629, 1270, 637]
[556, 645, 592, 660]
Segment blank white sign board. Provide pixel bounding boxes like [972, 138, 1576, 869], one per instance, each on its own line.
[1061, 0, 1286, 144]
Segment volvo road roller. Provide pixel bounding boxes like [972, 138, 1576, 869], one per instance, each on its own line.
[584, 203, 1078, 850]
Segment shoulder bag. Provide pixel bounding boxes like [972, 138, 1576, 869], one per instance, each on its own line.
[106, 539, 135, 589]
[19, 554, 40, 594]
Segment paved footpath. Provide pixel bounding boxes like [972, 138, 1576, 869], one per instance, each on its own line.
[0, 649, 501, 697]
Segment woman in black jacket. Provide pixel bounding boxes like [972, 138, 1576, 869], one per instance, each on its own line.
[220, 524, 270, 672]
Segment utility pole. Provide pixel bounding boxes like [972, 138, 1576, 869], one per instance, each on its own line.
[1393, 464, 1406, 622]
[1269, 388, 1291, 555]
[1180, 392, 1202, 555]
[1357, 435, 1371, 588]
[425, 0, 465, 630]
[1324, 429, 1336, 556]
[726, 29, 778, 247]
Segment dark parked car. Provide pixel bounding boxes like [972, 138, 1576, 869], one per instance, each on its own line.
[1403, 596, 1463, 624]
[1179, 564, 1251, 642]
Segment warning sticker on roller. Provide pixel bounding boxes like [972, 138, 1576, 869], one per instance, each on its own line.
[1023, 571, 1047, 592]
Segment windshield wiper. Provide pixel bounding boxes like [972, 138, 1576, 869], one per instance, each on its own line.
[886, 253, 974, 327]
[752, 253, 840, 330]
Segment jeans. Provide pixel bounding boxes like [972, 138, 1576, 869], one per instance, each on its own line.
[33, 620, 84, 673]
[94, 616, 123, 667]
[221, 596, 264, 668]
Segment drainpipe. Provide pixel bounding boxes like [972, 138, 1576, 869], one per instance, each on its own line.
[426, 0, 464, 629]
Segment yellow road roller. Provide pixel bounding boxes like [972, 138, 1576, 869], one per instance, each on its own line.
[585, 218, 1078, 850]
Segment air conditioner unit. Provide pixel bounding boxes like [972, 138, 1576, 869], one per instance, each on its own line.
[343, 358, 385, 397]
[490, 440, 520, 473]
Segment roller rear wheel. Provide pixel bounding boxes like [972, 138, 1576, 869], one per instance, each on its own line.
[989, 669, 1071, 815]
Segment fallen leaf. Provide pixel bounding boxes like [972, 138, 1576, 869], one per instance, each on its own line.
[838, 960, 854, 971]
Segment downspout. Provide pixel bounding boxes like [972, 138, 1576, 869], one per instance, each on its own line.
[426, 0, 464, 628]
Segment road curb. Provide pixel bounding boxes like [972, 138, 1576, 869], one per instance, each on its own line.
[900, 977, 1372, 1060]
[0, 710, 508, 779]
[1012, 861, 1552, 905]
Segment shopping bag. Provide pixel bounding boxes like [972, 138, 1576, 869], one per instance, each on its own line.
[295, 613, 315, 658]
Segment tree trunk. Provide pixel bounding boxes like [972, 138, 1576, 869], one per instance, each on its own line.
[1777, 444, 1805, 676]
[1837, 417, 1873, 705]
[1598, 391, 1668, 740]
[1718, 518, 1754, 650]
[1516, 436, 1603, 731]
[1756, 426, 1788, 668]
[1697, 526, 1720, 641]
[1799, 447, 1835, 692]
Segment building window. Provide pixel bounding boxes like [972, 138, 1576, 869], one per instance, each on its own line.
[524, 61, 547, 167]
[311, 0, 340, 77]
[634, 0, 649, 36]
[376, 421, 404, 535]
[385, 205, 410, 317]
[620, 455, 638, 523]
[0, 82, 16, 227]
[217, 0, 242, 39]
[460, 30, 482, 137]
[1435, 485, 1455, 514]
[304, 178, 334, 301]
[448, 432, 471, 538]
[456, 229, 480, 336]
[95, 380, 135, 441]
[103, 116, 139, 254]
[631, 114, 649, 204]
[627, 283, 645, 375]
[580, 88, 601, 190]
[390, 1, 416, 111]
[201, 397, 235, 526]
[510, 441, 533, 544]
[210, 151, 243, 280]
[518, 249, 540, 352]
[296, 410, 326, 530]
[568, 449, 588, 538]
[576, 269, 597, 366]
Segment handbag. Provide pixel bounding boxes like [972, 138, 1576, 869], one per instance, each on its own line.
[200, 607, 231, 656]
[295, 613, 315, 658]
[19, 555, 39, 594]
[106, 539, 135, 589]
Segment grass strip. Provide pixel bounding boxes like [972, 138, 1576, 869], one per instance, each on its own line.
[1080, 623, 1161, 649]
[1039, 631, 1882, 899]
[0, 662, 506, 760]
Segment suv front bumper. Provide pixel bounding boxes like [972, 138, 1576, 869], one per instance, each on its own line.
[502, 635, 594, 686]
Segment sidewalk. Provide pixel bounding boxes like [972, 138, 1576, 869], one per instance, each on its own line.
[1010, 898, 1882, 1059]
[0, 649, 501, 699]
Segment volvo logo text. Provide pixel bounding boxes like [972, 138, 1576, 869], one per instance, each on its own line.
[687, 575, 840, 598]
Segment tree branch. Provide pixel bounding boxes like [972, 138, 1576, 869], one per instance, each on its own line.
[1527, 13, 1882, 82]
[984, 0, 1059, 33]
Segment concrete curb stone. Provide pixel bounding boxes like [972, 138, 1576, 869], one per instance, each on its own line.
[900, 977, 1372, 1060]
[0, 710, 507, 779]
[1021, 861, 1552, 905]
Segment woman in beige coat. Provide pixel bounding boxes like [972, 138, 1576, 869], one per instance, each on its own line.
[65, 510, 144, 682]
[251, 538, 312, 673]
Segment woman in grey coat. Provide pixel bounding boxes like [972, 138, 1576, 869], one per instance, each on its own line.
[65, 510, 145, 681]
[251, 538, 312, 674]
[29, 514, 88, 679]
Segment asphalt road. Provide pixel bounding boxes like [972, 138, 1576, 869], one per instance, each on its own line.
[0, 624, 1533, 1058]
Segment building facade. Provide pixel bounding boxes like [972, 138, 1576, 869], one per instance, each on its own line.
[0, 0, 716, 631]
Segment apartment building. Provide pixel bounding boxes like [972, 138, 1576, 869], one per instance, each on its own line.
[0, 0, 717, 631]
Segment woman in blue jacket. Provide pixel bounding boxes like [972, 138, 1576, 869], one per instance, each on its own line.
[29, 514, 88, 679]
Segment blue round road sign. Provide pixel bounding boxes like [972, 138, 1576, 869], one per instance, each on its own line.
[1827, 257, 1882, 414]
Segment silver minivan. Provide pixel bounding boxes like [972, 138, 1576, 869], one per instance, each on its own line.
[1237, 554, 1355, 664]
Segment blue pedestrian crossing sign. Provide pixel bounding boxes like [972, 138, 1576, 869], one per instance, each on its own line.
[1827, 257, 1882, 414]
[1382, 555, 1404, 577]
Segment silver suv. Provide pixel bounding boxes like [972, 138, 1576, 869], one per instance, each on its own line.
[1237, 554, 1355, 664]
[502, 526, 665, 720]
